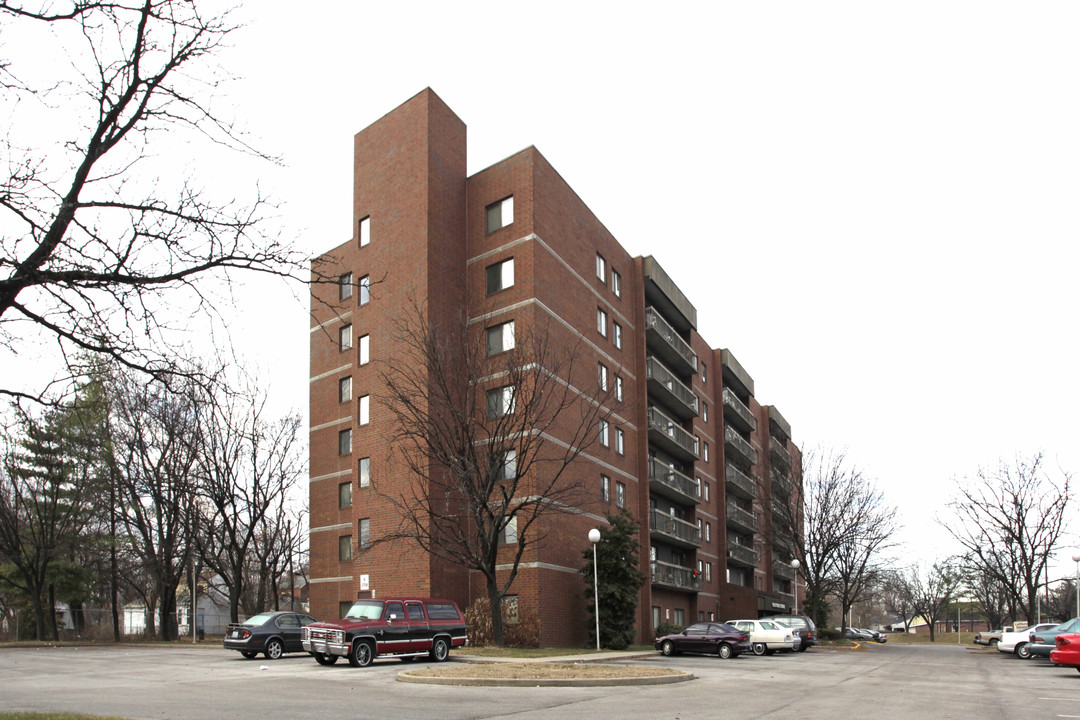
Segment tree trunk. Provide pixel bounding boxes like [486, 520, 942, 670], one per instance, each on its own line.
[487, 577, 505, 647]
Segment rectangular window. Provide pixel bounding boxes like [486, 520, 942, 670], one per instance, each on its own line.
[652, 606, 661, 630]
[598, 363, 608, 391]
[615, 427, 625, 455]
[705, 522, 711, 542]
[486, 321, 515, 355]
[358, 395, 370, 425]
[613, 322, 622, 349]
[500, 516, 518, 544]
[358, 216, 370, 246]
[704, 442, 710, 462]
[599, 419, 609, 447]
[697, 559, 703, 576]
[705, 562, 712, 582]
[486, 385, 515, 418]
[701, 361, 707, 384]
[359, 275, 370, 305]
[616, 481, 626, 508]
[596, 253, 606, 281]
[338, 481, 352, 508]
[612, 270, 621, 297]
[358, 457, 370, 487]
[358, 334, 370, 365]
[499, 448, 517, 480]
[339, 324, 352, 351]
[338, 429, 351, 455]
[358, 519, 370, 548]
[485, 196, 514, 233]
[601, 474, 610, 501]
[339, 272, 353, 300]
[597, 308, 607, 337]
[614, 375, 623, 402]
[703, 481, 709, 502]
[486, 258, 515, 294]
[702, 402, 708, 423]
[339, 376, 352, 404]
[338, 535, 352, 562]
[673, 608, 684, 626]
[339, 601, 352, 619]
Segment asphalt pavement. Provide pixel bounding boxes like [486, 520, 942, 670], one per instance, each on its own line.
[1, 642, 1077, 719]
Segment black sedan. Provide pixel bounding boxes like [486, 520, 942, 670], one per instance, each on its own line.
[655, 622, 751, 659]
[224, 611, 318, 660]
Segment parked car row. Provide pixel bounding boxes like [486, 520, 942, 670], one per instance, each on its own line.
[653, 614, 819, 659]
[843, 627, 887, 643]
[989, 617, 1080, 673]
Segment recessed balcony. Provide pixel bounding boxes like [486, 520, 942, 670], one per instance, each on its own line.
[645, 306, 697, 377]
[651, 560, 701, 592]
[774, 561, 796, 581]
[721, 388, 756, 434]
[725, 502, 758, 534]
[725, 464, 757, 501]
[646, 356, 699, 420]
[649, 508, 701, 549]
[649, 458, 701, 506]
[726, 543, 758, 568]
[648, 406, 699, 463]
[723, 426, 757, 470]
[771, 468, 791, 497]
[769, 436, 791, 470]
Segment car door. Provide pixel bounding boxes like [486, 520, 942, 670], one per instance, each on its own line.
[759, 620, 786, 647]
[680, 624, 708, 653]
[405, 602, 430, 653]
[275, 614, 301, 652]
[381, 601, 409, 653]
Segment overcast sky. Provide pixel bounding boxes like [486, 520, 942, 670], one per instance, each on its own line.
[7, 1, 1080, 570]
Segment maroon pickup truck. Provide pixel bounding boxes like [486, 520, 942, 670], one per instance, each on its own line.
[302, 597, 467, 667]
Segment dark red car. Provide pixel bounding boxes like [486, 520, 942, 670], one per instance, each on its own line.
[655, 621, 751, 659]
[1050, 633, 1080, 673]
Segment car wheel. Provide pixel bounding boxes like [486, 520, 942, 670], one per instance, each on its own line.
[989, 638, 999, 647]
[264, 639, 284, 660]
[349, 640, 374, 668]
[752, 642, 767, 656]
[430, 637, 450, 662]
[240, 651, 258, 659]
[1016, 642, 1031, 660]
[313, 652, 338, 666]
[661, 640, 675, 656]
[796, 644, 809, 652]
[718, 643, 733, 659]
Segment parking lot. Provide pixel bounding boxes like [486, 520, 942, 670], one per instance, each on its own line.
[1, 642, 1078, 719]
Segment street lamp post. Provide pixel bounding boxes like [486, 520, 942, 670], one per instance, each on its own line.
[1072, 552, 1080, 619]
[589, 528, 601, 651]
[791, 558, 801, 615]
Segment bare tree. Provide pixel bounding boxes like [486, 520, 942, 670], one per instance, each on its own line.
[193, 375, 304, 622]
[943, 454, 1071, 624]
[377, 304, 612, 646]
[107, 369, 199, 640]
[0, 1, 307, 403]
[878, 570, 915, 632]
[895, 560, 962, 642]
[774, 448, 895, 629]
[961, 554, 1010, 631]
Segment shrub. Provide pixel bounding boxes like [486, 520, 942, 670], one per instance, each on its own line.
[465, 596, 540, 648]
[654, 622, 684, 639]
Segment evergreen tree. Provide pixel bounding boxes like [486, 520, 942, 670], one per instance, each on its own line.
[582, 511, 645, 650]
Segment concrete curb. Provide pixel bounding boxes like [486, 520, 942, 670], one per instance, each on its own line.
[396, 668, 695, 687]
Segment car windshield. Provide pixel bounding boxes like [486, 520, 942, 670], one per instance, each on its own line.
[1057, 618, 1080, 633]
[244, 613, 275, 626]
[344, 601, 384, 620]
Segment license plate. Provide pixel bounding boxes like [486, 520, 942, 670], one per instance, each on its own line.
[231, 631, 239, 638]
[313, 641, 327, 653]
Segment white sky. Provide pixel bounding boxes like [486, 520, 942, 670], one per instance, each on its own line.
[6, 1, 1080, 569]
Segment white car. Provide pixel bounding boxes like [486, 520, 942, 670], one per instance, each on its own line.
[997, 623, 1056, 658]
[728, 619, 801, 656]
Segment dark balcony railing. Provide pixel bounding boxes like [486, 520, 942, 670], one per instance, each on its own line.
[725, 464, 757, 500]
[771, 468, 791, 497]
[645, 306, 697, 376]
[650, 508, 701, 549]
[725, 502, 758, 534]
[648, 406, 699, 462]
[773, 561, 796, 581]
[724, 426, 757, 468]
[726, 543, 758, 568]
[651, 560, 701, 592]
[648, 458, 701, 506]
[721, 388, 756, 434]
[769, 436, 791, 469]
[646, 356, 699, 419]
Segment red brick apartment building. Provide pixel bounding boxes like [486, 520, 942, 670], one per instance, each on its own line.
[309, 89, 803, 646]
